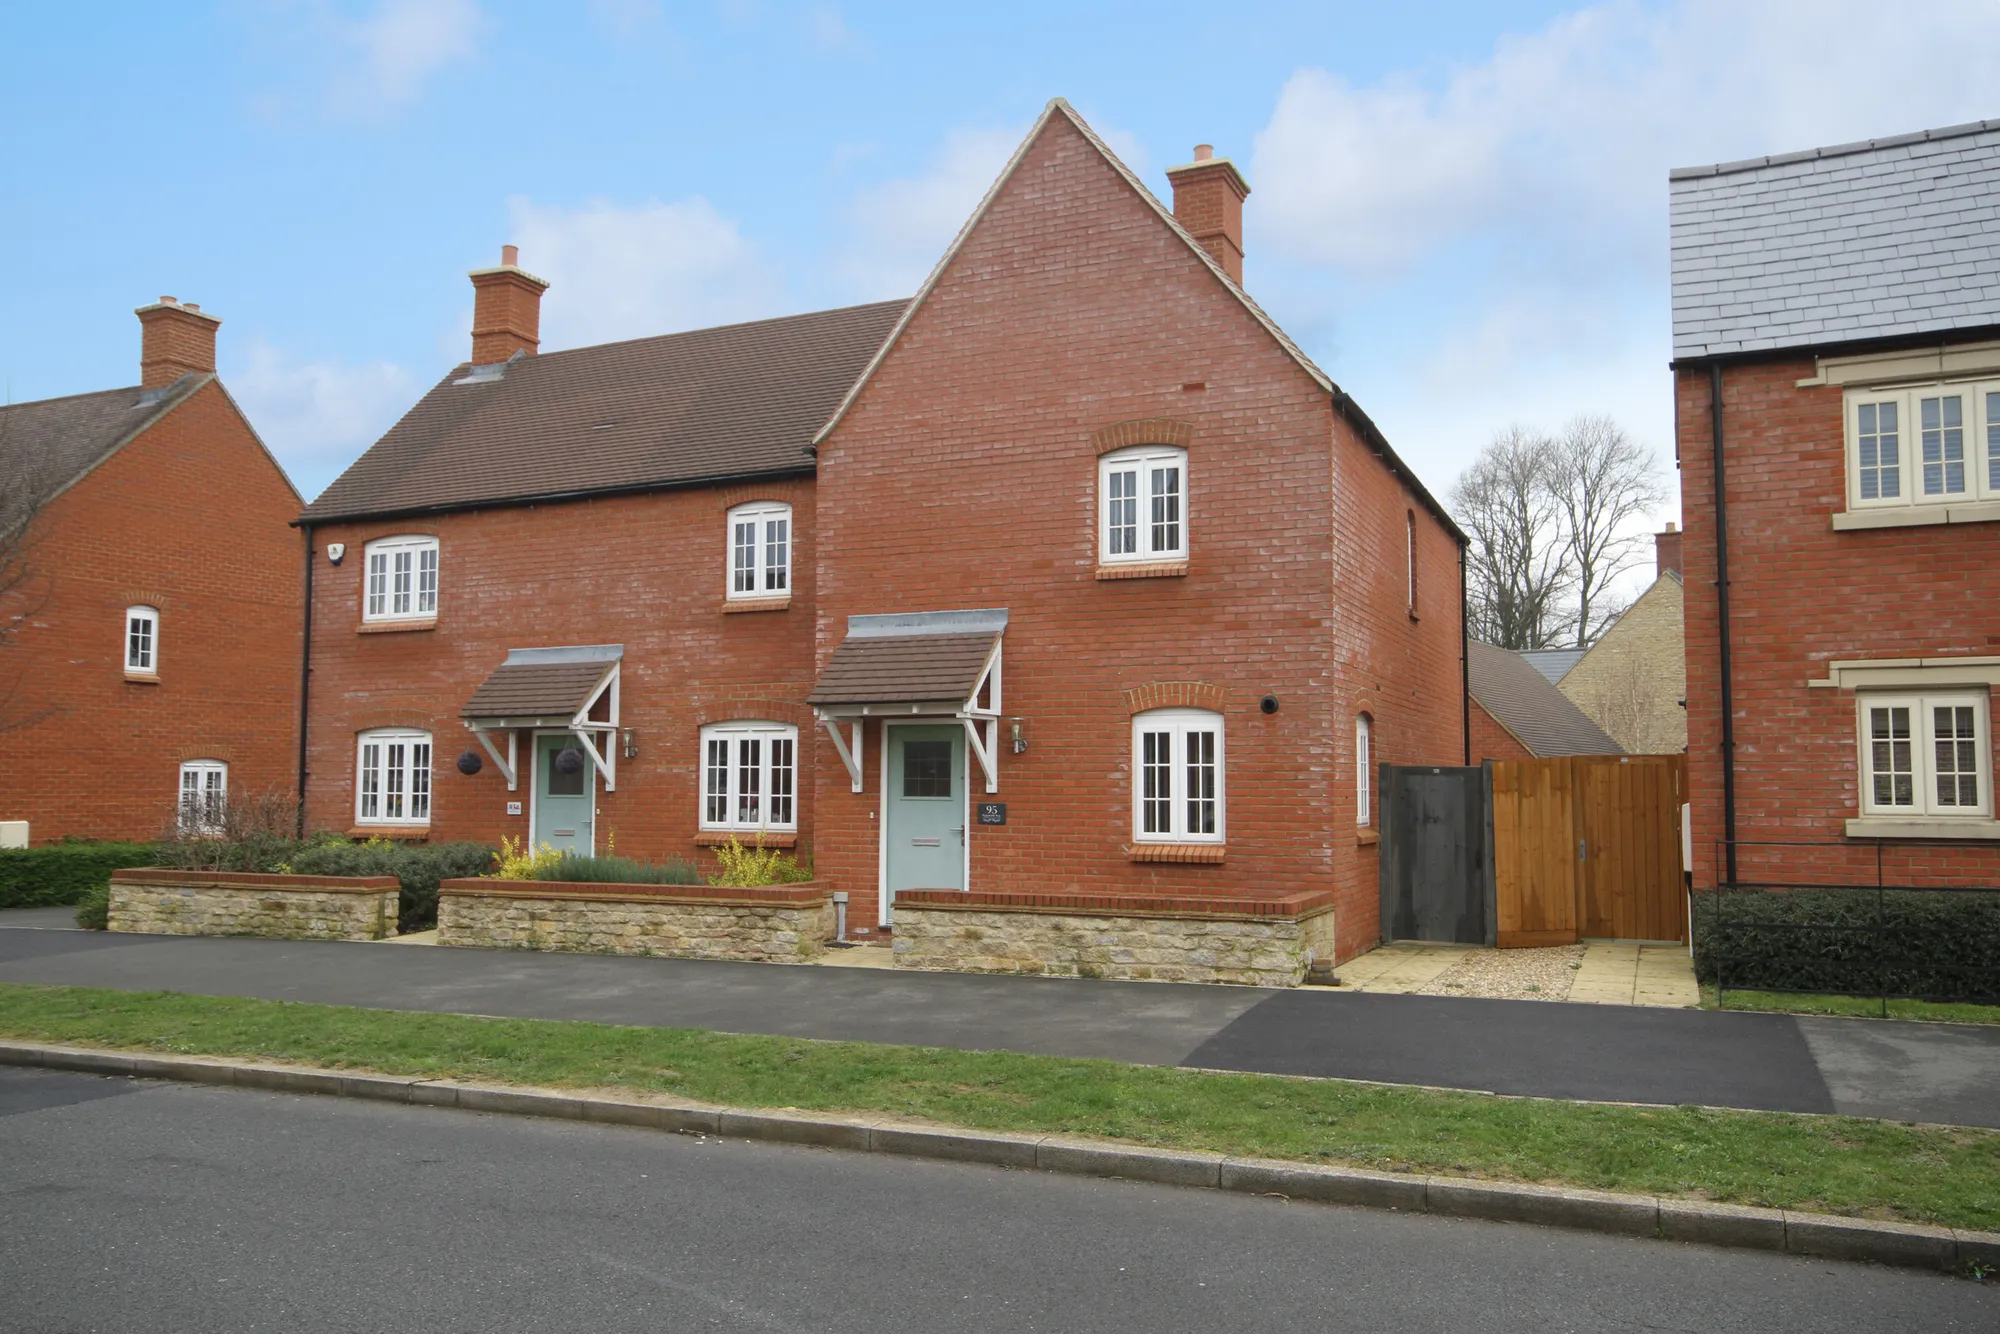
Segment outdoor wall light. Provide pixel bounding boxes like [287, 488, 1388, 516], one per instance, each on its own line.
[1260, 695, 1280, 714]
[455, 750, 483, 776]
[622, 728, 639, 759]
[1010, 717, 1028, 754]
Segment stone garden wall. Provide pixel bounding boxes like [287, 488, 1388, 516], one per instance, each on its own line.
[438, 880, 833, 963]
[109, 869, 401, 941]
[891, 888, 1338, 987]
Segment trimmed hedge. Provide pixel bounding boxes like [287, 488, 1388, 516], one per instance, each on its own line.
[284, 841, 495, 932]
[0, 843, 157, 911]
[1693, 888, 2000, 1003]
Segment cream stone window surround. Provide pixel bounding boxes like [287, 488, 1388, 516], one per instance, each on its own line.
[1806, 656, 2000, 840]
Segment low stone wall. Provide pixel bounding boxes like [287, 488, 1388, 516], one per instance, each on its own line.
[437, 880, 834, 963]
[109, 869, 402, 941]
[892, 889, 1338, 987]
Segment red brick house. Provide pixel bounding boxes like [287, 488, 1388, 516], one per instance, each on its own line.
[1671, 119, 2000, 891]
[298, 101, 1465, 961]
[0, 299, 304, 841]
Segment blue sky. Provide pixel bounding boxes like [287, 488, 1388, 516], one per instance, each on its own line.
[5, 0, 1998, 564]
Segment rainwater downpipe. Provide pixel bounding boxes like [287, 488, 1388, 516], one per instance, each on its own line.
[1709, 364, 1738, 887]
[1459, 541, 1471, 766]
[296, 525, 314, 839]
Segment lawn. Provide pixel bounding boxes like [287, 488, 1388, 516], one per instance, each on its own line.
[2, 982, 1996, 1232]
[1705, 986, 2000, 1026]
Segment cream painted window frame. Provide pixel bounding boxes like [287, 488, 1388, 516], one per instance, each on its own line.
[1839, 379, 2000, 515]
[1856, 691, 1990, 820]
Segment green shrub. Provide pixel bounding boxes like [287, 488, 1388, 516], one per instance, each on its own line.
[0, 842, 157, 910]
[73, 882, 110, 930]
[1693, 888, 2000, 1003]
[527, 853, 699, 885]
[286, 839, 495, 932]
[707, 837, 813, 887]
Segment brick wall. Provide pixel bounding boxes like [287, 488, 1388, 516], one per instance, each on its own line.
[1678, 358, 2000, 889]
[0, 380, 302, 841]
[1469, 700, 1532, 763]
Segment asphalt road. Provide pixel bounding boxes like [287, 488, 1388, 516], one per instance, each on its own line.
[3, 1066, 1992, 1333]
[4, 918, 1999, 1127]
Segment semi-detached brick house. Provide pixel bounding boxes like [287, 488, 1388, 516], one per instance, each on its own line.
[299, 100, 1467, 961]
[1670, 119, 2000, 892]
[0, 299, 303, 842]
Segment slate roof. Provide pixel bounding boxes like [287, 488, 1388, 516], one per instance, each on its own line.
[1467, 640, 1621, 758]
[1517, 647, 1586, 685]
[808, 632, 1000, 707]
[1670, 120, 2000, 359]
[0, 378, 206, 529]
[301, 300, 909, 523]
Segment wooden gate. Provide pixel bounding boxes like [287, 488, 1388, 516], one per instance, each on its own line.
[1490, 755, 1686, 947]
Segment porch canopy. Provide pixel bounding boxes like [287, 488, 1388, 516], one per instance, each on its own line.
[808, 608, 1006, 794]
[461, 644, 623, 792]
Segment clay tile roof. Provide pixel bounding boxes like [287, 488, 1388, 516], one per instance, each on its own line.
[808, 632, 999, 707]
[300, 299, 909, 523]
[0, 378, 206, 529]
[1467, 640, 1622, 758]
[462, 659, 613, 720]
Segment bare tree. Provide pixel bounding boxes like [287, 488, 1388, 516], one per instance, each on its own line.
[1450, 426, 1572, 649]
[1547, 415, 1666, 647]
[0, 412, 54, 734]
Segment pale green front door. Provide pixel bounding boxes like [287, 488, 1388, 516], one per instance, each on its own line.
[534, 733, 594, 855]
[885, 724, 966, 922]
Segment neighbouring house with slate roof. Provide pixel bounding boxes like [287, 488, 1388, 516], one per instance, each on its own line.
[1466, 640, 1620, 762]
[1670, 119, 2000, 894]
[0, 299, 302, 842]
[1517, 648, 1585, 685]
[298, 100, 1468, 963]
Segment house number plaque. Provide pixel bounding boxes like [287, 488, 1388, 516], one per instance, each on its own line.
[976, 802, 1007, 825]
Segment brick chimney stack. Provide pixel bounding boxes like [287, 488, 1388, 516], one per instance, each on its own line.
[135, 296, 222, 389]
[1656, 522, 1683, 579]
[468, 244, 550, 364]
[1166, 144, 1251, 285]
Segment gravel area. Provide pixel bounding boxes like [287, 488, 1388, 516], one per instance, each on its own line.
[1415, 945, 1584, 1001]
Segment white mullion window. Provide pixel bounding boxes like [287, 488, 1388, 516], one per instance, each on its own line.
[355, 729, 433, 826]
[1859, 693, 1989, 818]
[1100, 447, 1189, 564]
[1981, 383, 2000, 500]
[1130, 708, 1225, 843]
[177, 760, 227, 835]
[1917, 390, 1969, 503]
[1851, 392, 1905, 506]
[725, 503, 792, 600]
[125, 605, 158, 674]
[699, 722, 799, 832]
[362, 537, 440, 622]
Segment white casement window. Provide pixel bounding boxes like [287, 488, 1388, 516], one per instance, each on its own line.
[1100, 446, 1188, 564]
[726, 502, 791, 600]
[1845, 383, 2000, 510]
[1131, 708, 1224, 843]
[363, 536, 440, 622]
[125, 605, 158, 674]
[177, 760, 227, 835]
[355, 729, 434, 825]
[1356, 714, 1373, 826]
[700, 721, 798, 831]
[1859, 693, 1990, 818]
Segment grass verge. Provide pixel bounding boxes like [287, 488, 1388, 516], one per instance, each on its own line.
[2, 982, 1995, 1232]
[1704, 986, 2000, 1026]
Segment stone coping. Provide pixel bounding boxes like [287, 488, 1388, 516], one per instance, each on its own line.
[111, 868, 400, 893]
[3, 1039, 1991, 1277]
[895, 887, 1338, 920]
[440, 878, 826, 907]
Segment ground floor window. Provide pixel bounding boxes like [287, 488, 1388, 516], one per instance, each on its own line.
[1131, 708, 1224, 843]
[177, 760, 227, 834]
[701, 722, 797, 832]
[356, 729, 433, 825]
[1859, 693, 1989, 818]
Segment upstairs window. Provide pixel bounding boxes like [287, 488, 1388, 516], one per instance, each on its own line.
[1131, 707, 1224, 843]
[1858, 693, 1989, 819]
[125, 606, 158, 674]
[1406, 511, 1418, 616]
[1846, 384, 2000, 510]
[356, 729, 433, 826]
[1100, 446, 1188, 564]
[727, 502, 791, 600]
[363, 536, 439, 622]
[700, 722, 798, 831]
[178, 760, 227, 835]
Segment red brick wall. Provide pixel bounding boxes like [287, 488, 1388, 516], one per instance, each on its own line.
[1677, 358, 2000, 889]
[303, 478, 818, 864]
[1469, 700, 1532, 763]
[0, 380, 302, 841]
[811, 112, 1463, 958]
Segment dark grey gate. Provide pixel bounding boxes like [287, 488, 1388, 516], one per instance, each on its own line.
[1378, 763, 1495, 945]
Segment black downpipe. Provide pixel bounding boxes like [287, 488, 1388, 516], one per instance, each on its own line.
[1459, 541, 1470, 766]
[296, 525, 314, 838]
[1709, 365, 1737, 887]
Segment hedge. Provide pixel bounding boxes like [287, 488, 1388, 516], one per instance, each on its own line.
[285, 840, 495, 932]
[0, 843, 157, 911]
[1693, 887, 2000, 1003]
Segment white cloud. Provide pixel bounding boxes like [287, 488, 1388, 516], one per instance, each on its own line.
[834, 125, 1022, 299]
[507, 195, 786, 349]
[226, 339, 419, 501]
[326, 0, 484, 118]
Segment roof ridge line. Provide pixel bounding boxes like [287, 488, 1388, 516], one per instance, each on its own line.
[1669, 117, 2000, 181]
[509, 297, 914, 368]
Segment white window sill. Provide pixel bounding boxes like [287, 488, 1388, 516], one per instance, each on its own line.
[1844, 817, 2000, 841]
[1831, 499, 2000, 531]
[359, 618, 438, 634]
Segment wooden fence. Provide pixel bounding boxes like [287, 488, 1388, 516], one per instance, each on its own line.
[1491, 754, 1686, 948]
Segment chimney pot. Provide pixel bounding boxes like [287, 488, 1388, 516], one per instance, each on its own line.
[1193, 143, 1214, 161]
[501, 244, 519, 267]
[160, 295, 177, 305]
[469, 246, 550, 364]
[1165, 145, 1251, 285]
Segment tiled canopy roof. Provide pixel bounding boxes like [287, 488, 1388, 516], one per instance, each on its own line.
[301, 300, 908, 523]
[1467, 640, 1621, 758]
[462, 646, 622, 721]
[808, 632, 999, 707]
[1670, 120, 2000, 359]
